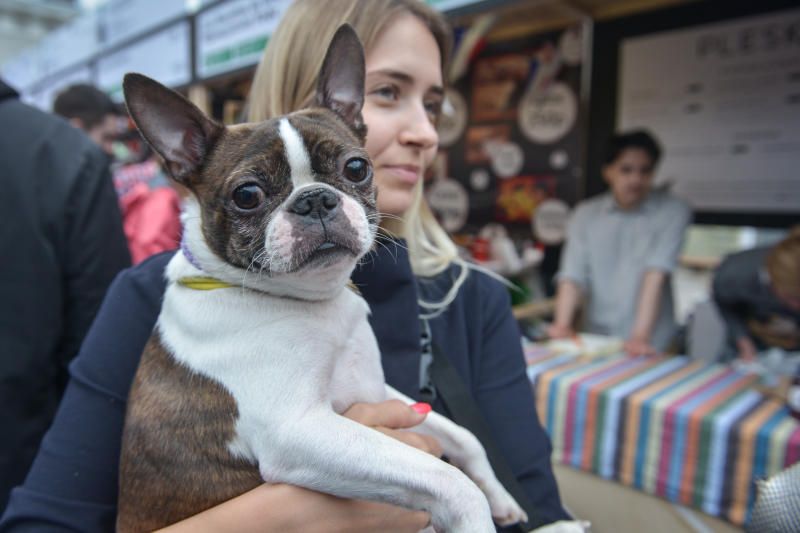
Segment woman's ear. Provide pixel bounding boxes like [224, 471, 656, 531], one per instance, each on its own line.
[314, 24, 366, 137]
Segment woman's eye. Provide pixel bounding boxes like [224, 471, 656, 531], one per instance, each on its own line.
[343, 157, 371, 183]
[372, 85, 398, 101]
[232, 183, 265, 210]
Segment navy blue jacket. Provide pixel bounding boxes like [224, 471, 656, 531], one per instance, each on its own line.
[1, 242, 567, 531]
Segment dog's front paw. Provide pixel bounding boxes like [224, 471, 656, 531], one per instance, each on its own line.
[432, 471, 496, 533]
[482, 479, 528, 526]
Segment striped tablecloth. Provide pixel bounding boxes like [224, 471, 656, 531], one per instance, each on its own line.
[523, 343, 800, 526]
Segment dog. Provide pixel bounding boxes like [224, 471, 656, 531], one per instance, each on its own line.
[117, 25, 527, 533]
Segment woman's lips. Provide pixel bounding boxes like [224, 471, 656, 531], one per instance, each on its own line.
[382, 165, 420, 184]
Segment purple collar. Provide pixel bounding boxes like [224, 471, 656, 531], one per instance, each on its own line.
[181, 235, 203, 271]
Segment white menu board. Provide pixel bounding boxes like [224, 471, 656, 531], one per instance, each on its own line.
[97, 21, 191, 101]
[99, 0, 187, 49]
[196, 0, 291, 80]
[618, 8, 800, 213]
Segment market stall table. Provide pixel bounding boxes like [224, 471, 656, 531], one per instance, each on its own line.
[523, 340, 800, 527]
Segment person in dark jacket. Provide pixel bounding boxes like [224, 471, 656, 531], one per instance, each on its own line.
[0, 79, 131, 512]
[1, 1, 568, 530]
[713, 228, 800, 361]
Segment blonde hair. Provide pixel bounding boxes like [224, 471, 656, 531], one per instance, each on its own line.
[766, 226, 800, 298]
[248, 0, 451, 121]
[248, 0, 476, 317]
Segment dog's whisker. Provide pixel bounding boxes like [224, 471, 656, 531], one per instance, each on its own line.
[240, 248, 269, 293]
[376, 212, 405, 223]
[372, 234, 404, 263]
[375, 232, 407, 252]
[372, 238, 402, 265]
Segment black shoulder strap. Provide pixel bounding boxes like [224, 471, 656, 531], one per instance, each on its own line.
[425, 334, 541, 531]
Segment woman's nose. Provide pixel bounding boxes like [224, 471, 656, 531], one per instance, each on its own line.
[398, 104, 438, 149]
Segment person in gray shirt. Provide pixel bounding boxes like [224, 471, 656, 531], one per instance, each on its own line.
[547, 130, 692, 355]
[712, 229, 800, 361]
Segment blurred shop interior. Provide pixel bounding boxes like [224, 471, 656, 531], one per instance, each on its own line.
[3, 0, 798, 343]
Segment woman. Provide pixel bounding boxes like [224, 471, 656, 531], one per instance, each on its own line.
[0, 1, 568, 531]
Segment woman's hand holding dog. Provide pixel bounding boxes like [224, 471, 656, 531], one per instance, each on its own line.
[344, 399, 444, 457]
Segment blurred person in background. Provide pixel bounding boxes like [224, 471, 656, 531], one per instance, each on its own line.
[53, 83, 121, 156]
[547, 130, 692, 356]
[111, 123, 182, 265]
[713, 227, 800, 362]
[0, 79, 130, 511]
[56, 83, 182, 264]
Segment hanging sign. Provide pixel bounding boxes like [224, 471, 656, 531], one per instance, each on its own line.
[532, 199, 570, 245]
[518, 82, 577, 144]
[99, 0, 186, 49]
[196, 0, 291, 80]
[97, 21, 191, 101]
[427, 178, 470, 232]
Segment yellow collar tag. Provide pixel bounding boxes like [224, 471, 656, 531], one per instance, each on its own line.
[177, 276, 234, 290]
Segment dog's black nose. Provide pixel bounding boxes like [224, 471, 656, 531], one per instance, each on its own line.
[289, 187, 340, 218]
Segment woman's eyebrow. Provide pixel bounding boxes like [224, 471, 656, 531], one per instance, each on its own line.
[367, 69, 413, 84]
[367, 69, 444, 96]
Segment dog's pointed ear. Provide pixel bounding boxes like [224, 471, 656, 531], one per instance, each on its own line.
[123, 73, 223, 186]
[315, 24, 366, 137]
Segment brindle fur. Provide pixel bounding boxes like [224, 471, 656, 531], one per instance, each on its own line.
[117, 333, 262, 532]
[190, 110, 373, 273]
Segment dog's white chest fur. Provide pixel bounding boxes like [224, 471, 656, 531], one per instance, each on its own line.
[158, 253, 386, 461]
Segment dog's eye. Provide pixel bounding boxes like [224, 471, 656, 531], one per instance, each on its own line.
[232, 184, 264, 210]
[343, 157, 371, 183]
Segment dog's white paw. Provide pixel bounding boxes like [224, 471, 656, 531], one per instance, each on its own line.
[483, 480, 528, 526]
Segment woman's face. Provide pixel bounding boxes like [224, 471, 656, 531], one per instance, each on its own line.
[362, 13, 443, 217]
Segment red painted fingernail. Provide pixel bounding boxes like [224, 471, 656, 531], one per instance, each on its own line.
[411, 402, 431, 414]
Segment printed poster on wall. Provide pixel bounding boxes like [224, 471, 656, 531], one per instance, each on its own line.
[618, 7, 800, 214]
[427, 25, 583, 238]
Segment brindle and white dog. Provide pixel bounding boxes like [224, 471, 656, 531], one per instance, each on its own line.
[117, 25, 526, 533]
